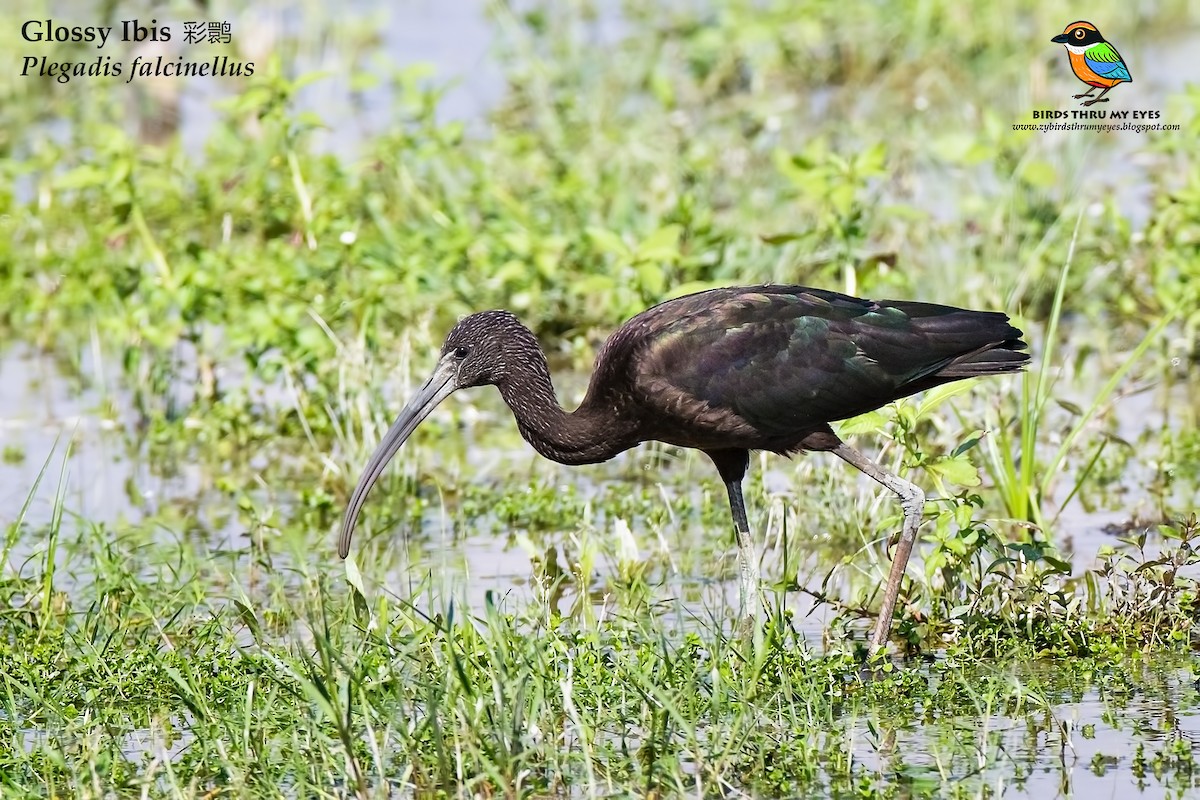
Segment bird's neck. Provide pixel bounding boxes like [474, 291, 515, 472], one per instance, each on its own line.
[497, 357, 637, 466]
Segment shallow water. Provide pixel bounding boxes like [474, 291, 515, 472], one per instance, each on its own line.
[14, 660, 1193, 798]
[855, 660, 1200, 799]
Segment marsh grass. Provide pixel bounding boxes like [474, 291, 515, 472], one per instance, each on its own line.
[984, 211, 1180, 533]
[1, 478, 1196, 797]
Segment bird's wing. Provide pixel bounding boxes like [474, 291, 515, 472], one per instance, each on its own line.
[631, 288, 998, 436]
[1084, 43, 1131, 79]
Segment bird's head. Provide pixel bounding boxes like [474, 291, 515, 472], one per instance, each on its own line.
[441, 310, 535, 389]
[1052, 21, 1102, 46]
[337, 310, 538, 557]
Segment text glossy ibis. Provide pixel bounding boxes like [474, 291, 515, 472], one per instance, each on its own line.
[339, 285, 1029, 651]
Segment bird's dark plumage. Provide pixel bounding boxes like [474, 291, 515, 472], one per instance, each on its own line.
[339, 284, 1030, 651]
[607, 286, 1027, 452]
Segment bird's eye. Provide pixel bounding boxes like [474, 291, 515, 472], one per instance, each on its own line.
[1075, 28, 1085, 38]
[454, 345, 470, 359]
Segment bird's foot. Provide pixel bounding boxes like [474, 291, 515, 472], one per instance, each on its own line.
[735, 569, 762, 637]
[1072, 92, 1094, 99]
[733, 526, 762, 637]
[735, 612, 757, 641]
[1082, 98, 1110, 107]
[734, 592, 772, 645]
[885, 530, 901, 560]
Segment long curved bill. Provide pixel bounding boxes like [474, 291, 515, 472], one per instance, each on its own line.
[338, 356, 459, 558]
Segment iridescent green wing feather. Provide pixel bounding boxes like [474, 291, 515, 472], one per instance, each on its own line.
[631, 287, 1020, 436]
[1084, 41, 1132, 80]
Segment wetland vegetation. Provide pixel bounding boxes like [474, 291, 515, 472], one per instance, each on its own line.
[1, 0, 1198, 797]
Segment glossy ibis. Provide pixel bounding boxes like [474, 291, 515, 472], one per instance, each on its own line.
[339, 285, 1028, 651]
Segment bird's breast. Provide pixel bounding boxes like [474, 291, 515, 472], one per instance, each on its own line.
[1067, 51, 1118, 86]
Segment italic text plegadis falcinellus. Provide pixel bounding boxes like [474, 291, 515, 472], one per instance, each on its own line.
[338, 285, 1029, 651]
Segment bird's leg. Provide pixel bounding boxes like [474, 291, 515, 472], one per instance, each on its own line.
[1082, 86, 1113, 106]
[705, 449, 761, 631]
[830, 442, 926, 653]
[1073, 86, 1097, 99]
[723, 478, 761, 630]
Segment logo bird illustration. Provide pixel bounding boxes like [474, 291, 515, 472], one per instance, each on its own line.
[1051, 21, 1131, 106]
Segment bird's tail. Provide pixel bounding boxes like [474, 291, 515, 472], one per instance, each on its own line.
[885, 302, 1031, 381]
[935, 341, 1030, 378]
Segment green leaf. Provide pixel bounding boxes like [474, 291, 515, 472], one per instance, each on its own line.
[54, 165, 108, 190]
[344, 554, 366, 598]
[292, 70, 334, 91]
[853, 141, 888, 177]
[635, 224, 682, 263]
[1055, 398, 1084, 416]
[1021, 159, 1058, 189]
[952, 431, 986, 457]
[759, 232, 807, 245]
[637, 262, 666, 296]
[573, 274, 616, 295]
[1042, 556, 1073, 574]
[295, 111, 328, 130]
[926, 454, 981, 487]
[494, 259, 529, 284]
[1158, 524, 1182, 540]
[915, 380, 978, 418]
[836, 409, 889, 436]
[586, 226, 631, 258]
